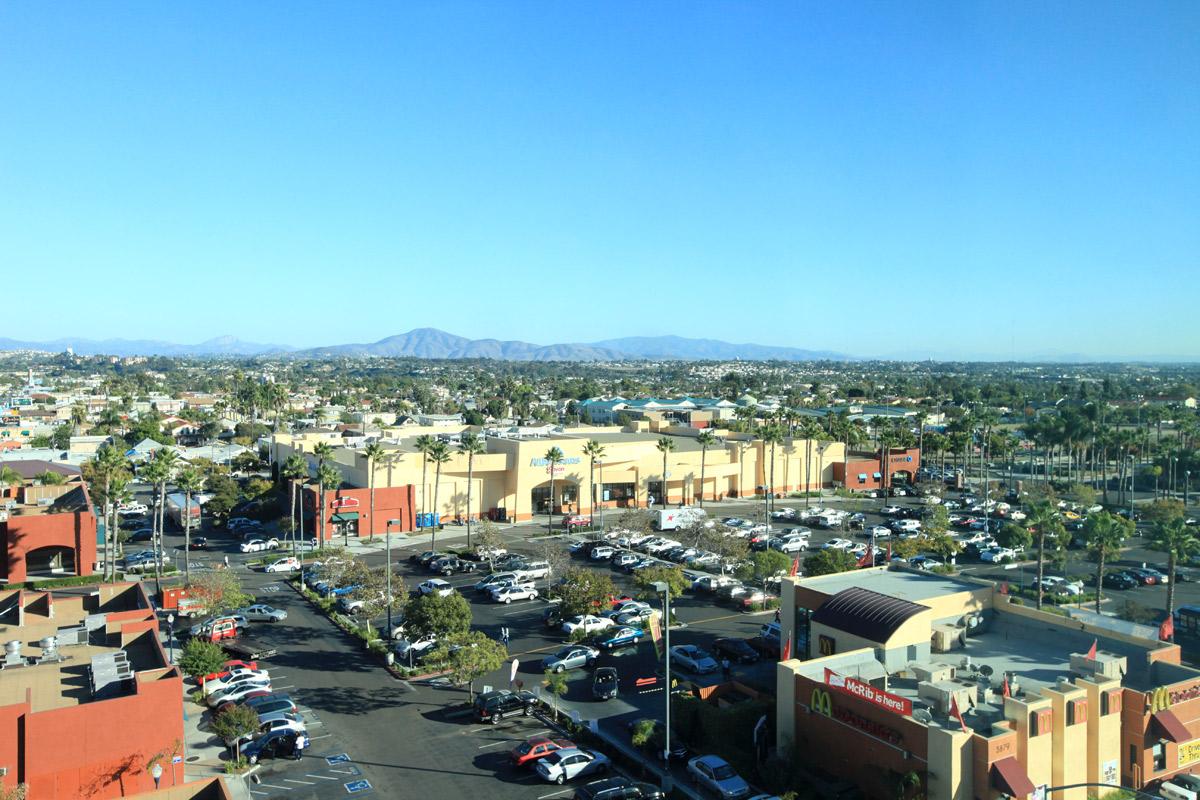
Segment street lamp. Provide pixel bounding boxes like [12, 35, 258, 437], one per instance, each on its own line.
[166, 613, 175, 663]
[151, 762, 163, 790]
[1186, 470, 1192, 508]
[651, 580, 673, 792]
[1129, 455, 1135, 520]
[386, 519, 401, 639]
[597, 460, 605, 535]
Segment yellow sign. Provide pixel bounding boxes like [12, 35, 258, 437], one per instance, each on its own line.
[1179, 740, 1200, 768]
[812, 688, 833, 717]
[1150, 687, 1171, 714]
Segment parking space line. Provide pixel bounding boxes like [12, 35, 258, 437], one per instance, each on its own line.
[310, 734, 332, 740]
[329, 767, 359, 774]
[284, 778, 316, 785]
[274, 684, 296, 690]
[538, 790, 573, 799]
[306, 774, 339, 780]
[257, 783, 292, 790]
[478, 740, 512, 749]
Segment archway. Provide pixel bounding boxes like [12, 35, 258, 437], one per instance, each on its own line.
[25, 545, 75, 577]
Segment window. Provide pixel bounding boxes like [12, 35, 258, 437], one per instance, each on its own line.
[1101, 692, 1109, 716]
[1152, 741, 1166, 772]
[1130, 744, 1137, 769]
[602, 482, 635, 501]
[907, 645, 918, 661]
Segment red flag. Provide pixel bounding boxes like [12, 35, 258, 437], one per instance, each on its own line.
[949, 695, 968, 733]
[781, 634, 792, 661]
[1001, 677, 1011, 698]
[856, 548, 873, 568]
[1161, 616, 1175, 642]
[789, 557, 800, 577]
[1086, 639, 1097, 660]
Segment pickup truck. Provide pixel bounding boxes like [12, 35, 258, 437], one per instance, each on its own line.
[222, 638, 278, 661]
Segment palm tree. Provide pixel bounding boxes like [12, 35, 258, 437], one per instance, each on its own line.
[1151, 518, 1200, 629]
[427, 441, 452, 547]
[1084, 512, 1131, 614]
[85, 449, 128, 580]
[695, 431, 716, 508]
[34, 470, 67, 486]
[760, 426, 784, 515]
[543, 446, 565, 532]
[582, 439, 606, 519]
[363, 442, 386, 543]
[280, 454, 308, 557]
[315, 461, 342, 547]
[1026, 501, 1064, 611]
[175, 466, 205, 585]
[70, 402, 88, 435]
[415, 434, 435, 518]
[459, 434, 486, 549]
[655, 437, 676, 509]
[798, 419, 823, 507]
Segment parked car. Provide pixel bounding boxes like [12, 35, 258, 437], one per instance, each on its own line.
[1101, 571, 1138, 590]
[236, 604, 287, 623]
[542, 604, 565, 629]
[187, 536, 209, 550]
[563, 514, 593, 530]
[430, 556, 477, 576]
[206, 679, 272, 707]
[670, 644, 718, 674]
[590, 546, 616, 561]
[1160, 773, 1200, 800]
[980, 547, 1017, 563]
[712, 637, 759, 664]
[240, 538, 280, 553]
[409, 550, 446, 566]
[562, 615, 615, 636]
[225, 713, 305, 747]
[395, 633, 439, 661]
[203, 668, 269, 696]
[615, 606, 654, 626]
[594, 626, 645, 650]
[686, 755, 750, 799]
[592, 667, 619, 700]
[542, 645, 600, 673]
[493, 584, 540, 604]
[575, 777, 666, 800]
[265, 556, 301, 573]
[418, 579, 455, 597]
[510, 736, 575, 768]
[535, 748, 611, 785]
[473, 689, 537, 724]
[474, 572, 520, 593]
[241, 729, 299, 765]
[1125, 568, 1161, 586]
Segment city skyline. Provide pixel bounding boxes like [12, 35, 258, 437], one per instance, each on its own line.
[1, 3, 1197, 359]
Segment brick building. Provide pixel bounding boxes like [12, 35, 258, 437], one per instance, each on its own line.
[301, 484, 417, 541]
[0, 582, 185, 798]
[1, 460, 98, 584]
[833, 447, 922, 491]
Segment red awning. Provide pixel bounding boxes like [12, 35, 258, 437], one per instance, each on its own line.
[991, 757, 1036, 797]
[1154, 709, 1194, 743]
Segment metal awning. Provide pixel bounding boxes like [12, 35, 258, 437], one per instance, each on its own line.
[1153, 709, 1193, 743]
[873, 472, 882, 478]
[857, 473, 868, 480]
[331, 512, 359, 523]
[990, 757, 1035, 797]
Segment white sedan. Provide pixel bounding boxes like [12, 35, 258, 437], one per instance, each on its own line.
[561, 615, 615, 635]
[980, 547, 1017, 563]
[265, 556, 301, 573]
[418, 579, 455, 597]
[492, 585, 539, 604]
[823, 538, 855, 551]
[240, 538, 280, 553]
[880, 506, 903, 515]
[203, 668, 269, 695]
[867, 525, 891, 538]
[669, 644, 718, 674]
[534, 748, 611, 785]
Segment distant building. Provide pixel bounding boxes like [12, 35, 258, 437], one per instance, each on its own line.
[1, 460, 98, 583]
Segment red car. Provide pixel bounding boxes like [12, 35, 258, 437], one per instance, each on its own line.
[200, 659, 259, 686]
[509, 736, 575, 768]
[215, 690, 271, 717]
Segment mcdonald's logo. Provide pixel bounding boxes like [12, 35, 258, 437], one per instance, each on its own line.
[812, 688, 833, 717]
[1149, 687, 1171, 714]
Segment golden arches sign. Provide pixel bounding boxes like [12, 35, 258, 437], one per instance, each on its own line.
[812, 688, 833, 717]
[1148, 687, 1171, 714]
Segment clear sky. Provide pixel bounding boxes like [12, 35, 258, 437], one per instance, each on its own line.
[1, 3, 1197, 359]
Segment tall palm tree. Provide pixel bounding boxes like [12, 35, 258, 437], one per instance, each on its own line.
[1025, 501, 1064, 611]
[543, 446, 565, 532]
[582, 439, 606, 518]
[798, 419, 823, 507]
[175, 466, 205, 585]
[1151, 518, 1200, 629]
[760, 426, 784, 515]
[695, 431, 716, 508]
[1084, 512, 1131, 614]
[281, 454, 307, 556]
[70, 402, 88, 435]
[316, 461, 342, 547]
[414, 434, 435, 519]
[85, 449, 128, 580]
[459, 434, 486, 548]
[427, 441, 452, 547]
[655, 437, 676, 509]
[363, 442, 386, 543]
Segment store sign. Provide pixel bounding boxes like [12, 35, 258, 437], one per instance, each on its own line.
[1147, 680, 1200, 713]
[1102, 759, 1118, 785]
[330, 497, 360, 509]
[825, 668, 912, 716]
[1180, 741, 1200, 769]
[810, 686, 904, 745]
[530, 457, 581, 467]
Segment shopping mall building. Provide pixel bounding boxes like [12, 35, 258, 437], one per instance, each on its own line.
[271, 424, 879, 532]
[776, 568, 1200, 799]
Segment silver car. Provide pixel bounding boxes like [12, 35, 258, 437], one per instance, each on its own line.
[237, 604, 287, 623]
[687, 755, 750, 799]
[541, 645, 600, 673]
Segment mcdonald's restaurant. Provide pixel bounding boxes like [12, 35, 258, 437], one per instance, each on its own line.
[775, 567, 1200, 800]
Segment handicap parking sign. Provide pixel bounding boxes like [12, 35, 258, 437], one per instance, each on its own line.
[326, 753, 351, 765]
[345, 780, 371, 794]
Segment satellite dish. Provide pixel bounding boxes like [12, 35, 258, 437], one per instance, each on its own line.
[979, 664, 994, 678]
[913, 709, 934, 724]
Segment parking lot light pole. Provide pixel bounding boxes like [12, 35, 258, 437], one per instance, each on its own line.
[167, 613, 175, 663]
[386, 519, 401, 637]
[1129, 456, 1135, 521]
[1186, 471, 1191, 507]
[651, 580, 672, 790]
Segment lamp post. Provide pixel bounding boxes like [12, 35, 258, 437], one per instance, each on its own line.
[651, 580, 673, 791]
[1129, 455, 1135, 521]
[386, 519, 401, 638]
[597, 460, 605, 535]
[166, 613, 175, 663]
[1187, 471, 1192, 508]
[151, 762, 163, 790]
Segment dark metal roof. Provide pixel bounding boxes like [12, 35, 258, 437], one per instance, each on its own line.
[1, 460, 81, 480]
[810, 586, 926, 643]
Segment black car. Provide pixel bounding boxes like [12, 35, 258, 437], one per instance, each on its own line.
[711, 637, 760, 664]
[409, 551, 446, 567]
[126, 528, 154, 542]
[1101, 571, 1137, 590]
[592, 667, 619, 701]
[543, 604, 564, 629]
[574, 777, 665, 800]
[847, 513, 866, 530]
[431, 556, 476, 576]
[188, 537, 209, 550]
[745, 635, 780, 659]
[473, 689, 538, 724]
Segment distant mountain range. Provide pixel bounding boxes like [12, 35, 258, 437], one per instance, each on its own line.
[0, 328, 851, 361]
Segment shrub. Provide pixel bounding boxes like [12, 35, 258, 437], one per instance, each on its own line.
[179, 639, 227, 679]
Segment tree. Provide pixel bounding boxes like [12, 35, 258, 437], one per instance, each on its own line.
[922, 532, 963, 563]
[211, 703, 260, 760]
[1026, 501, 1066, 611]
[280, 454, 308, 557]
[189, 569, 253, 615]
[34, 469, 67, 485]
[415, 434, 435, 518]
[1065, 483, 1098, 510]
[205, 472, 240, 521]
[86, 446, 131, 580]
[243, 477, 273, 502]
[804, 548, 856, 577]
[427, 441, 452, 546]
[738, 550, 792, 588]
[553, 566, 618, 617]
[362, 442, 386, 544]
[459, 434, 486, 548]
[179, 638, 227, 679]
[542, 668, 569, 720]
[405, 592, 472, 638]
[996, 523, 1032, 553]
[544, 446, 565, 532]
[655, 436, 676, 508]
[1144, 499, 1186, 526]
[1084, 512, 1132, 614]
[176, 466, 205, 585]
[923, 505, 951, 537]
[51, 425, 72, 451]
[761, 425, 784, 513]
[427, 631, 508, 699]
[145, 447, 180, 594]
[315, 461, 342, 546]
[696, 430, 717, 507]
[583, 439, 606, 517]
[633, 565, 692, 599]
[1150, 517, 1200, 628]
[616, 508, 653, 536]
[473, 519, 506, 571]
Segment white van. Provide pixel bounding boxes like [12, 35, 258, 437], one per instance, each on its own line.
[516, 561, 550, 581]
[759, 621, 782, 642]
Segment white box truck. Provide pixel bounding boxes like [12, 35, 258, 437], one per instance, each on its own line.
[653, 507, 708, 531]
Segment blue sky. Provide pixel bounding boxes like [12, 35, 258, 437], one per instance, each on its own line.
[1, 2, 1197, 359]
